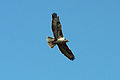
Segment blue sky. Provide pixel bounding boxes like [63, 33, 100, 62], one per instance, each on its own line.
[0, 0, 120, 80]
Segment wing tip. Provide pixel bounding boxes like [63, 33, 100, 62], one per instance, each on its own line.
[52, 13, 57, 18]
[69, 56, 75, 61]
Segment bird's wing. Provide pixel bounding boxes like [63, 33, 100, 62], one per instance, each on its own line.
[57, 43, 75, 60]
[52, 14, 63, 39]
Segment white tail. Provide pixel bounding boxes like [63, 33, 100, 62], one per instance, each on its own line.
[47, 36, 56, 48]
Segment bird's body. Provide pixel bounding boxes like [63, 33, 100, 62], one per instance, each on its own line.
[54, 37, 68, 43]
[47, 13, 75, 60]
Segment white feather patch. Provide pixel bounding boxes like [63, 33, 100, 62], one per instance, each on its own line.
[58, 37, 65, 41]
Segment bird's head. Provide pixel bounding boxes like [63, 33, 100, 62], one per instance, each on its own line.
[65, 39, 69, 42]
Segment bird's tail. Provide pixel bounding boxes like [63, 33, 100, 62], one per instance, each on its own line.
[47, 36, 56, 48]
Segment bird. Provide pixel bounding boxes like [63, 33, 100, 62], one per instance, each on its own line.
[47, 13, 75, 61]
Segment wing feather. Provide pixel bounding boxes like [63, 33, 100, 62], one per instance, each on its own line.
[57, 43, 75, 60]
[52, 13, 63, 39]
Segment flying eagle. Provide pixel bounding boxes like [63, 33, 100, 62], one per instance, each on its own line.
[47, 13, 75, 60]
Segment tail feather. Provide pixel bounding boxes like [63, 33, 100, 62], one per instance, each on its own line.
[47, 36, 56, 48]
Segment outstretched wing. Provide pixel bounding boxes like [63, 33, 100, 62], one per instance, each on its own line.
[57, 43, 75, 60]
[52, 13, 63, 39]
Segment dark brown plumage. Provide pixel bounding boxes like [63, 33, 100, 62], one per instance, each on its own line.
[47, 13, 75, 61]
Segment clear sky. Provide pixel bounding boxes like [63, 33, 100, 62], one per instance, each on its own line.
[0, 0, 120, 80]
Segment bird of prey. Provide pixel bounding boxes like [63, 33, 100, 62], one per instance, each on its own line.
[47, 13, 75, 60]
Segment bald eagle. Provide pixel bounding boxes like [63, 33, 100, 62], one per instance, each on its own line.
[47, 13, 75, 60]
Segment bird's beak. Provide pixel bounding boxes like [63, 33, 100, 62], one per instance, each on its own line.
[67, 40, 69, 42]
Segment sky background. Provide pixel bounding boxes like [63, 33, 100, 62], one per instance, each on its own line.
[0, 0, 120, 80]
